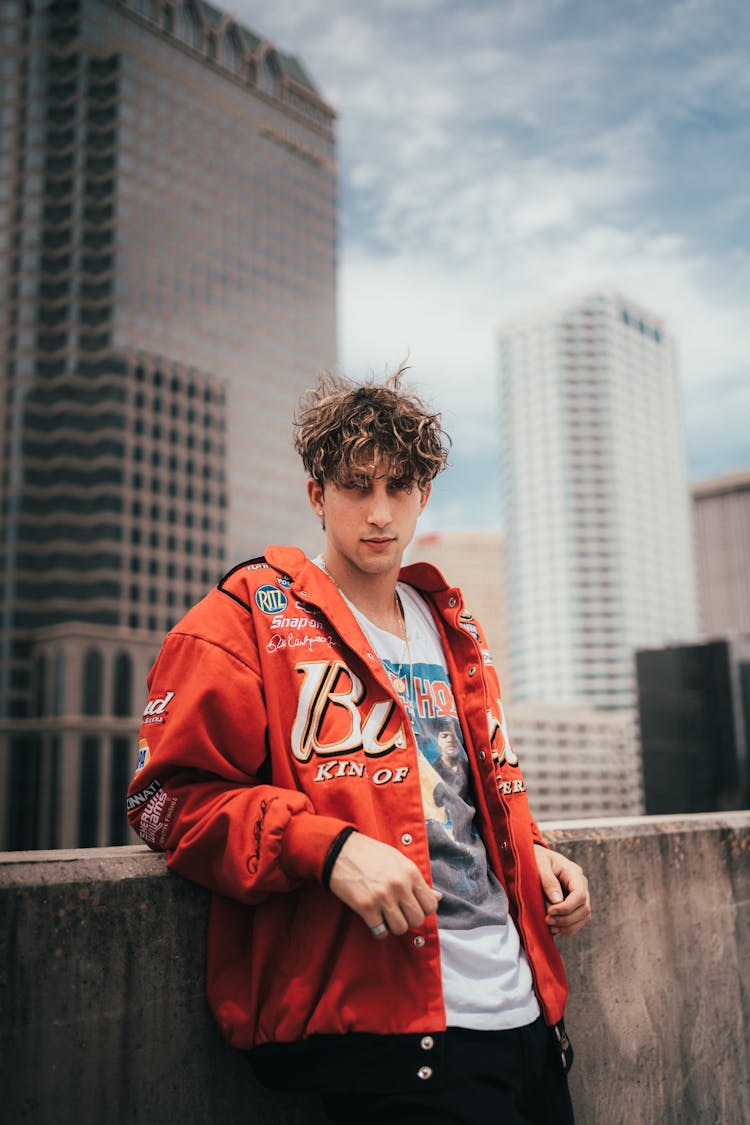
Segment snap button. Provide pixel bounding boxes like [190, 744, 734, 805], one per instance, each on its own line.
[448, 597, 456, 608]
[417, 1066, 433, 1080]
[367, 652, 374, 660]
[468, 666, 476, 677]
[479, 751, 486, 761]
[501, 840, 509, 852]
[401, 832, 413, 845]
[299, 590, 307, 597]
[413, 935, 426, 948]
[420, 1036, 434, 1050]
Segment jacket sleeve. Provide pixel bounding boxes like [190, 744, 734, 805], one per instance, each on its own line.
[127, 630, 353, 904]
[529, 816, 547, 848]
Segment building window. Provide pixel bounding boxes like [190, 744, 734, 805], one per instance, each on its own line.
[79, 735, 100, 846]
[33, 653, 47, 717]
[113, 651, 132, 717]
[257, 52, 279, 97]
[110, 737, 132, 845]
[176, 2, 202, 50]
[219, 27, 244, 76]
[82, 648, 103, 716]
[53, 650, 65, 716]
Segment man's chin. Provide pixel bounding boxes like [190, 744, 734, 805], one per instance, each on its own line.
[356, 546, 401, 573]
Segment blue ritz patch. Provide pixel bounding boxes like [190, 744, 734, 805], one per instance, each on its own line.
[255, 584, 289, 614]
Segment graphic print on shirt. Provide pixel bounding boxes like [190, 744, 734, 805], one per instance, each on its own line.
[384, 658, 507, 931]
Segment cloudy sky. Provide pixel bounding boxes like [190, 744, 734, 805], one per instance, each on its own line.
[231, 0, 749, 531]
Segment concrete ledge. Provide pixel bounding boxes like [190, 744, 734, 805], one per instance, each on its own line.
[2, 813, 749, 1124]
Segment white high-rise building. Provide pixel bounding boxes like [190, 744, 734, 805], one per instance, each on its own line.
[499, 288, 698, 709]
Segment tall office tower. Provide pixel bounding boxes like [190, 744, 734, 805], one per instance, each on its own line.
[499, 288, 698, 709]
[692, 469, 750, 636]
[0, 0, 336, 847]
[408, 530, 509, 696]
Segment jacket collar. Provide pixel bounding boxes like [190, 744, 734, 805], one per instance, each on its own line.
[263, 544, 454, 598]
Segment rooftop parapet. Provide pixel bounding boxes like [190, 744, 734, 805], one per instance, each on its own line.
[2, 813, 749, 1124]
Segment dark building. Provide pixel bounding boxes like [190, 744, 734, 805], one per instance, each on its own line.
[0, 0, 337, 847]
[636, 639, 750, 815]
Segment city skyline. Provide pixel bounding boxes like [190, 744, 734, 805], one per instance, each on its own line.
[229, 0, 750, 533]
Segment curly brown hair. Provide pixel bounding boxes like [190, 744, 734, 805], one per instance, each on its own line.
[293, 362, 450, 492]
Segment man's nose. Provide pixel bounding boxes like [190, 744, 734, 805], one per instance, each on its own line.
[366, 485, 392, 527]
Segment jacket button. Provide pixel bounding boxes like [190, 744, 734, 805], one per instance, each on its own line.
[401, 832, 413, 845]
[468, 666, 476, 677]
[478, 751, 486, 761]
[448, 597, 456, 608]
[501, 840, 509, 852]
[367, 652, 374, 660]
[299, 590, 307, 597]
[417, 1066, 433, 1080]
[413, 935, 426, 948]
[420, 1036, 434, 1050]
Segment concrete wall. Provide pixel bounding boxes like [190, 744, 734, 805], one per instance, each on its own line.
[2, 812, 748, 1125]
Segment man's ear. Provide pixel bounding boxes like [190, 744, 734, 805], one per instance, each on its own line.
[419, 482, 432, 513]
[307, 478, 324, 510]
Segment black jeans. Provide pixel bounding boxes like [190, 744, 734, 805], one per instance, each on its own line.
[320, 1019, 575, 1125]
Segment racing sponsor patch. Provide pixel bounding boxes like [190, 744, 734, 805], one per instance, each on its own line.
[127, 777, 162, 811]
[135, 738, 150, 772]
[254, 584, 288, 614]
[138, 788, 177, 847]
[142, 691, 174, 724]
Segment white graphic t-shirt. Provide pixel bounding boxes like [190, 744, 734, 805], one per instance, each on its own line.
[328, 569, 540, 1031]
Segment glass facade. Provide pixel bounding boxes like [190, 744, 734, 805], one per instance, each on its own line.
[0, 0, 337, 847]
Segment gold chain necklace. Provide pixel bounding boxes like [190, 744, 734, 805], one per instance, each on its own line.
[319, 558, 413, 705]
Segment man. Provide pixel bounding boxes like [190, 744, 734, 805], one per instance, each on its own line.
[127, 366, 591, 1124]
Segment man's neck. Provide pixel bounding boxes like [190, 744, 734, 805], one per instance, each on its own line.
[321, 554, 402, 635]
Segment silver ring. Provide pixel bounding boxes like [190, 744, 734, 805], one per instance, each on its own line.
[370, 922, 388, 937]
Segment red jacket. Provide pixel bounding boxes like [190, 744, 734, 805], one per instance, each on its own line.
[127, 546, 568, 1056]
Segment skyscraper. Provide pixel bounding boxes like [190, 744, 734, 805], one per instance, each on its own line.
[499, 288, 698, 709]
[0, 0, 337, 847]
[692, 469, 750, 636]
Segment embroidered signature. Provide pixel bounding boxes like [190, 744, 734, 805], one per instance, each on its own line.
[266, 632, 338, 655]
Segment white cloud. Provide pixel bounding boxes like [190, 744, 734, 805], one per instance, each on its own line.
[233, 0, 750, 527]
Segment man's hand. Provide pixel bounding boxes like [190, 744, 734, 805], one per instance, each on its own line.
[329, 832, 441, 940]
[534, 844, 591, 938]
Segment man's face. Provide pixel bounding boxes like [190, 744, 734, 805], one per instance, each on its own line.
[308, 463, 430, 580]
[437, 727, 461, 763]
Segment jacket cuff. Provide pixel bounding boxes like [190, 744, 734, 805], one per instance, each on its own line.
[530, 816, 547, 847]
[279, 810, 357, 883]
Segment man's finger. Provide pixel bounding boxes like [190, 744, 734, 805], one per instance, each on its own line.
[381, 903, 410, 936]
